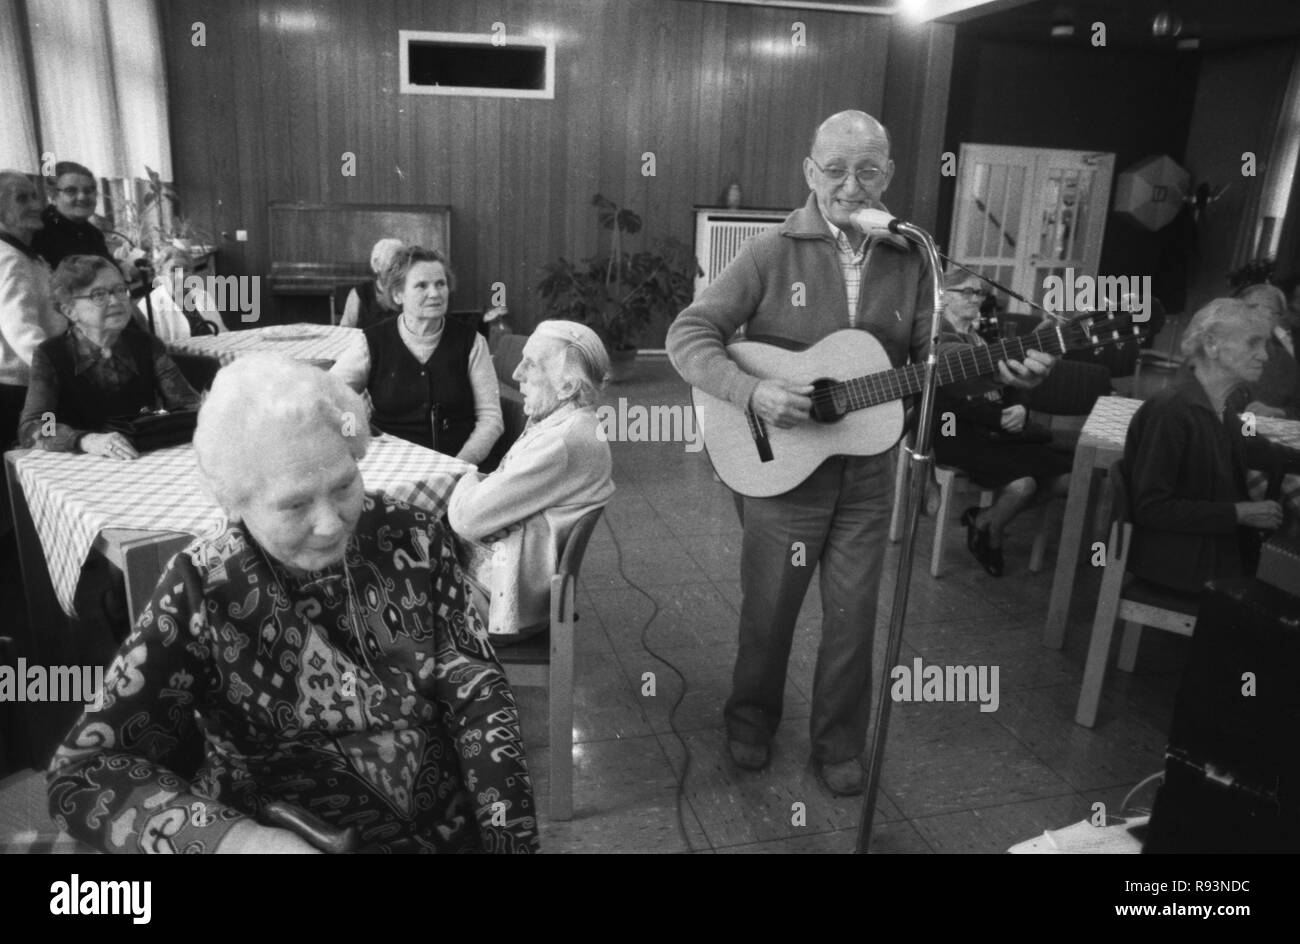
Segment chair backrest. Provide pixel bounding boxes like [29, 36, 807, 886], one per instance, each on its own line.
[1025, 359, 1113, 416]
[490, 332, 528, 391]
[558, 506, 605, 580]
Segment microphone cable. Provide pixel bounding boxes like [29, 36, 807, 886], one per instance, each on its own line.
[598, 512, 698, 853]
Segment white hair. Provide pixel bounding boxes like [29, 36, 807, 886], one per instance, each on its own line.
[1180, 298, 1271, 362]
[369, 238, 406, 276]
[194, 354, 370, 512]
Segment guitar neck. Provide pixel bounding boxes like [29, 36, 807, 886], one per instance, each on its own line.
[842, 325, 1069, 410]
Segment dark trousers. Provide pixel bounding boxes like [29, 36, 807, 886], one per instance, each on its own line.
[725, 452, 893, 764]
[0, 383, 27, 450]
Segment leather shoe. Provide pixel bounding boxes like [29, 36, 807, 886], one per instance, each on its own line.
[815, 758, 865, 796]
[727, 738, 770, 771]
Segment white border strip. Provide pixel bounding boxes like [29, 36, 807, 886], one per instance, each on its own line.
[399, 30, 555, 100]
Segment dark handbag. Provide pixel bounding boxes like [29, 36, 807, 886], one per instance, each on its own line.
[104, 408, 198, 452]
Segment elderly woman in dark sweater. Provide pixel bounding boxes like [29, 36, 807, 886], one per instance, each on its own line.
[18, 254, 198, 458]
[1123, 298, 1290, 594]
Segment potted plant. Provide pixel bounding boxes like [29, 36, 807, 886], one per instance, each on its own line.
[537, 194, 699, 382]
[103, 166, 215, 271]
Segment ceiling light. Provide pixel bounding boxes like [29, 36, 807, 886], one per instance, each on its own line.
[1176, 36, 1201, 50]
[1152, 11, 1183, 38]
[1051, 20, 1075, 38]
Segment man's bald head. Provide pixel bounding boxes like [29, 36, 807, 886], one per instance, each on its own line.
[803, 111, 895, 232]
[810, 111, 891, 159]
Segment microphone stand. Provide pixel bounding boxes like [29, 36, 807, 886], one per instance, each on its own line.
[855, 219, 946, 854]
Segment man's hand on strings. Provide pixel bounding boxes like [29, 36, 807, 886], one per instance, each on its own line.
[749, 379, 814, 428]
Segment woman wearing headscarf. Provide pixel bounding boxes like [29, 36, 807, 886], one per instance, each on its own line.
[448, 320, 615, 639]
[47, 354, 538, 853]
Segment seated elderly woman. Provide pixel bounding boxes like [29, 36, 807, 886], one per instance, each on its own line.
[30, 161, 113, 269]
[47, 354, 538, 853]
[332, 246, 502, 465]
[18, 254, 199, 457]
[932, 269, 1072, 576]
[448, 321, 614, 639]
[1124, 298, 1291, 595]
[135, 247, 222, 340]
[339, 237, 404, 330]
[1232, 282, 1300, 420]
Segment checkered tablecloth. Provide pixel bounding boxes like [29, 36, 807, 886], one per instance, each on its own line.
[1079, 395, 1142, 451]
[1078, 395, 1300, 509]
[13, 436, 473, 616]
[165, 324, 361, 367]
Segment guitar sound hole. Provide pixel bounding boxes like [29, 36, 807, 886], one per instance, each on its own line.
[809, 378, 847, 423]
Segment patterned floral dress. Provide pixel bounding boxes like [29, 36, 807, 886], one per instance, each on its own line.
[47, 493, 538, 853]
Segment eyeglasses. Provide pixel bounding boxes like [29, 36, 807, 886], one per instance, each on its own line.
[72, 286, 130, 305]
[56, 186, 98, 198]
[946, 287, 987, 299]
[809, 157, 886, 188]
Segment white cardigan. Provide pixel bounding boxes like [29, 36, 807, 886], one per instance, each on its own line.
[448, 405, 614, 635]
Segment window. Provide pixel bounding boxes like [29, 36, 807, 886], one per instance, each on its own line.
[399, 30, 554, 99]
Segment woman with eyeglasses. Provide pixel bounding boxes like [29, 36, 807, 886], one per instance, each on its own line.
[31, 161, 113, 269]
[931, 268, 1072, 576]
[18, 255, 199, 459]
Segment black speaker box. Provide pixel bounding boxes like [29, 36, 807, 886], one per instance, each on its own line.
[1145, 578, 1300, 853]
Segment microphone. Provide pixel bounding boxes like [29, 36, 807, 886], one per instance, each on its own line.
[849, 208, 931, 247]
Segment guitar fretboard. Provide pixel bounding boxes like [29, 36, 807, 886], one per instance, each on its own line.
[838, 325, 1071, 410]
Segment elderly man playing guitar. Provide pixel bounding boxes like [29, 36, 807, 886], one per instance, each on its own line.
[667, 110, 1054, 796]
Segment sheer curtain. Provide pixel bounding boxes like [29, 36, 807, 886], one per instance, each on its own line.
[0, 0, 40, 171]
[20, 0, 172, 181]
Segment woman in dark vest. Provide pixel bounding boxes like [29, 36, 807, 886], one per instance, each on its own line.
[339, 237, 404, 330]
[18, 255, 199, 458]
[332, 246, 502, 464]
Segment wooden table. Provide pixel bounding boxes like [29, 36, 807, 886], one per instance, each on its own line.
[1043, 396, 1141, 649]
[1043, 397, 1300, 649]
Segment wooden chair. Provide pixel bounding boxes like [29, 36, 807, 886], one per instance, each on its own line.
[1075, 459, 1198, 728]
[495, 506, 605, 821]
[889, 444, 1048, 578]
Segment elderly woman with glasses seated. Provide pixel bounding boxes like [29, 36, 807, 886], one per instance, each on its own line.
[30, 161, 113, 269]
[448, 320, 614, 640]
[932, 268, 1072, 576]
[47, 354, 539, 853]
[18, 254, 199, 458]
[332, 246, 503, 466]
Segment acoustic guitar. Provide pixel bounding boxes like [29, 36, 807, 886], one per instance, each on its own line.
[692, 314, 1138, 497]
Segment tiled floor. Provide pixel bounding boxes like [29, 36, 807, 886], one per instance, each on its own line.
[0, 355, 1187, 853]
[516, 355, 1183, 853]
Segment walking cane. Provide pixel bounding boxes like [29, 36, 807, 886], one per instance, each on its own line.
[851, 210, 947, 854]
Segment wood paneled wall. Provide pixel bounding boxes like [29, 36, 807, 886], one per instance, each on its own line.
[160, 0, 924, 339]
